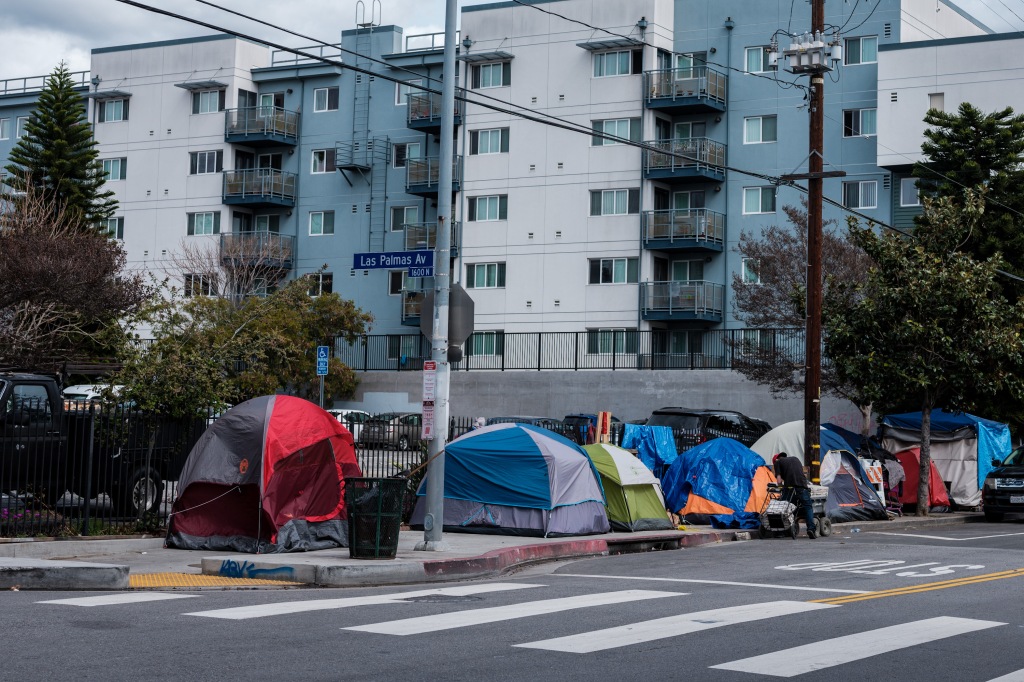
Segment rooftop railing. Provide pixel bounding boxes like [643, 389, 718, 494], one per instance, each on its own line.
[1, 71, 89, 96]
[271, 44, 342, 67]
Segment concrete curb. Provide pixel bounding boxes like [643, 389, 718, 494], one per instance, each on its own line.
[0, 538, 165, 560]
[831, 512, 983, 532]
[0, 558, 129, 591]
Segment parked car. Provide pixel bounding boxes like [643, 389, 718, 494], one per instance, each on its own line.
[982, 446, 1024, 521]
[328, 409, 372, 442]
[485, 416, 577, 441]
[358, 412, 423, 450]
[562, 413, 622, 444]
[645, 407, 772, 452]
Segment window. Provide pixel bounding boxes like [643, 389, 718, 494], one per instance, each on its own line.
[843, 180, 878, 209]
[189, 150, 223, 175]
[254, 214, 280, 233]
[98, 99, 128, 123]
[742, 258, 760, 284]
[308, 272, 333, 297]
[843, 108, 877, 137]
[469, 128, 510, 155]
[466, 262, 506, 289]
[745, 46, 771, 73]
[309, 211, 335, 235]
[395, 79, 423, 105]
[101, 217, 124, 240]
[929, 92, 945, 112]
[592, 118, 640, 145]
[468, 331, 505, 357]
[590, 189, 640, 216]
[845, 36, 878, 65]
[589, 258, 639, 284]
[467, 195, 508, 222]
[311, 148, 337, 174]
[0, 118, 9, 140]
[392, 142, 421, 168]
[587, 328, 638, 354]
[191, 89, 225, 114]
[15, 116, 28, 138]
[390, 205, 419, 231]
[183, 273, 212, 297]
[671, 259, 704, 281]
[102, 158, 127, 181]
[900, 177, 921, 207]
[388, 271, 406, 296]
[471, 62, 511, 89]
[313, 86, 339, 112]
[743, 187, 776, 214]
[593, 50, 641, 77]
[743, 116, 777, 144]
[187, 211, 220, 236]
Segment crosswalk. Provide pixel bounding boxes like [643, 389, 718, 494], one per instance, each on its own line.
[34, 583, 1013, 678]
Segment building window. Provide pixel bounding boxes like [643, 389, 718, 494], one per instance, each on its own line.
[254, 214, 280, 233]
[587, 328, 638, 354]
[471, 62, 511, 89]
[900, 177, 921, 207]
[313, 86, 339, 112]
[593, 50, 641, 77]
[589, 258, 638, 285]
[929, 92, 945, 112]
[742, 258, 760, 284]
[98, 99, 128, 123]
[309, 211, 335, 235]
[743, 187, 776, 214]
[187, 211, 220, 236]
[395, 79, 423, 105]
[466, 262, 506, 289]
[308, 272, 333, 297]
[592, 118, 641, 145]
[189, 150, 223, 175]
[102, 157, 127, 181]
[468, 195, 508, 222]
[0, 118, 10, 140]
[388, 271, 405, 296]
[392, 142, 421, 168]
[843, 180, 878, 209]
[183, 273, 212, 297]
[469, 128, 510, 155]
[590, 189, 640, 216]
[15, 116, 29, 138]
[191, 89, 225, 114]
[745, 46, 771, 73]
[845, 36, 878, 65]
[468, 331, 505, 357]
[311, 148, 337, 174]
[101, 217, 124, 240]
[743, 116, 778, 144]
[843, 108, 877, 137]
[391, 205, 419, 231]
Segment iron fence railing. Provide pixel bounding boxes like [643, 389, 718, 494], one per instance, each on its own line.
[643, 66, 727, 106]
[406, 156, 462, 191]
[403, 221, 461, 251]
[407, 90, 463, 124]
[222, 169, 297, 203]
[640, 281, 726, 318]
[642, 208, 725, 246]
[644, 137, 726, 173]
[219, 232, 295, 270]
[224, 106, 300, 142]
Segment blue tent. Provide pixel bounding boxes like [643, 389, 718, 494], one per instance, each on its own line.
[621, 424, 678, 476]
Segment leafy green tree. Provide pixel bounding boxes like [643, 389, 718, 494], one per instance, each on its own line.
[4, 62, 116, 226]
[824, 192, 1024, 515]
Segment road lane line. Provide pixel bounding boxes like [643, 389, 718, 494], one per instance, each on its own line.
[868, 532, 1024, 541]
[185, 583, 542, 620]
[38, 593, 200, 607]
[814, 568, 1024, 604]
[344, 590, 685, 635]
[516, 600, 835, 654]
[711, 617, 1004, 677]
[553, 573, 868, 594]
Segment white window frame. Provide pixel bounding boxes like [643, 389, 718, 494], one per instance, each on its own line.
[0, 118, 9, 140]
[745, 46, 770, 73]
[308, 272, 333, 297]
[592, 118, 640, 146]
[589, 257, 638, 285]
[188, 211, 219, 236]
[843, 108, 877, 137]
[101, 100, 125, 123]
[309, 210, 335, 236]
[845, 36, 878, 65]
[101, 217, 124, 240]
[602, 190, 629, 216]
[313, 86, 339, 112]
[183, 273, 212, 297]
[478, 63, 507, 89]
[467, 262, 505, 289]
[843, 180, 878, 210]
[742, 187, 776, 214]
[475, 128, 505, 155]
[392, 141, 421, 168]
[742, 258, 761, 284]
[193, 89, 221, 114]
[391, 205, 419, 231]
[190, 150, 221, 175]
[15, 116, 29, 138]
[102, 158, 126, 181]
[470, 331, 501, 356]
[593, 50, 633, 78]
[588, 328, 636, 355]
[473, 195, 503, 222]
[743, 115, 777, 144]
[395, 79, 423, 106]
[311, 149, 329, 174]
[900, 177, 921, 208]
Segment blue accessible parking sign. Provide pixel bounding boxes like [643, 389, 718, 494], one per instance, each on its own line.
[316, 345, 330, 376]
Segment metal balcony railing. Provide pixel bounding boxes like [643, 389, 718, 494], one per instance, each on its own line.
[1, 70, 89, 95]
[642, 208, 725, 246]
[402, 221, 461, 251]
[219, 232, 295, 270]
[224, 106, 300, 143]
[644, 66, 727, 107]
[222, 169, 296, 204]
[401, 287, 430, 322]
[641, 280, 725, 317]
[407, 90, 463, 125]
[644, 137, 726, 174]
[406, 156, 462, 192]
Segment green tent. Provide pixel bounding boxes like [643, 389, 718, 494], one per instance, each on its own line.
[583, 444, 675, 532]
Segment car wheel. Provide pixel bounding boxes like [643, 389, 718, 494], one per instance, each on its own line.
[397, 435, 410, 450]
[818, 516, 833, 537]
[984, 509, 1005, 523]
[113, 467, 164, 517]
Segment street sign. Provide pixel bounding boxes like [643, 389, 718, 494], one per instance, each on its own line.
[316, 345, 330, 376]
[408, 266, 434, 278]
[422, 361, 437, 402]
[420, 283, 475, 344]
[354, 250, 433, 270]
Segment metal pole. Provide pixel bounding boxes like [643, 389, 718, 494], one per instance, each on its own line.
[417, 0, 457, 551]
[319, 374, 325, 409]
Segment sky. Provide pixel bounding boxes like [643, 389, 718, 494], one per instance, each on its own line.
[1, 0, 1022, 80]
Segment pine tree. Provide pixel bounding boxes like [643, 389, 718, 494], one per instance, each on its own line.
[4, 62, 116, 227]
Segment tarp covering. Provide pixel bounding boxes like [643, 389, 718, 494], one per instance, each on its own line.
[584, 444, 674, 532]
[819, 450, 888, 522]
[621, 424, 678, 473]
[661, 438, 774, 529]
[750, 420, 855, 464]
[892, 447, 952, 509]
[166, 395, 361, 553]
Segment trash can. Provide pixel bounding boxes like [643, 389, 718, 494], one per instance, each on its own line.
[346, 477, 407, 560]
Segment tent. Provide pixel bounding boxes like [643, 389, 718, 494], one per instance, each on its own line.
[410, 422, 610, 537]
[166, 395, 361, 553]
[880, 410, 1012, 507]
[661, 438, 775, 529]
[891, 447, 952, 510]
[750, 420, 854, 465]
[583, 444, 674, 532]
[621, 424, 678, 476]
[819, 450, 888, 522]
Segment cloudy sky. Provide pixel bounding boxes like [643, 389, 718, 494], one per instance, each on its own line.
[1, 0, 1022, 79]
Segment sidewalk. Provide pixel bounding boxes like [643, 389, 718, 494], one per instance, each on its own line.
[0, 511, 984, 591]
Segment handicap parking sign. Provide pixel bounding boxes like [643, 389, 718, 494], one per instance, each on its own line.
[316, 345, 330, 376]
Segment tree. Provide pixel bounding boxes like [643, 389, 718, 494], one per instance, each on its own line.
[4, 62, 117, 227]
[824, 192, 1024, 515]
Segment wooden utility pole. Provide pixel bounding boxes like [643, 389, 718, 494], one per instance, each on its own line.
[805, 0, 825, 482]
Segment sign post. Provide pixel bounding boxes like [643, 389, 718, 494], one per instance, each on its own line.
[316, 345, 329, 409]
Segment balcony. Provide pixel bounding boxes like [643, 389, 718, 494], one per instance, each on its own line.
[219, 232, 295, 271]
[642, 209, 725, 252]
[406, 156, 462, 197]
[407, 90, 463, 134]
[222, 169, 296, 208]
[644, 66, 727, 113]
[643, 138, 726, 183]
[403, 221, 461, 259]
[401, 287, 429, 326]
[640, 281, 724, 322]
[224, 106, 300, 147]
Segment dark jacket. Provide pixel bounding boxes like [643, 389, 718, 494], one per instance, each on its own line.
[774, 456, 809, 489]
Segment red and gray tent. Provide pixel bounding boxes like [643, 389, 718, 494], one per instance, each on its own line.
[166, 395, 361, 553]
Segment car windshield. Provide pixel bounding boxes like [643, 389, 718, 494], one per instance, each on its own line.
[369, 412, 401, 422]
[1001, 447, 1024, 467]
[647, 413, 702, 429]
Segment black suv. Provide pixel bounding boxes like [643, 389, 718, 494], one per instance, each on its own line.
[645, 407, 772, 452]
[983, 446, 1024, 521]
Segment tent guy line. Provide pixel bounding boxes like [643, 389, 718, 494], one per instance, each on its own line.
[551, 574, 868, 594]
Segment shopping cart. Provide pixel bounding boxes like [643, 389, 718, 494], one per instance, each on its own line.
[759, 483, 833, 539]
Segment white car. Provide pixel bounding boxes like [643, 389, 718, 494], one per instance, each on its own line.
[62, 384, 123, 401]
[328, 409, 372, 442]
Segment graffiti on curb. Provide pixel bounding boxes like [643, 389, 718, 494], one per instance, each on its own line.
[217, 559, 296, 580]
[775, 560, 985, 577]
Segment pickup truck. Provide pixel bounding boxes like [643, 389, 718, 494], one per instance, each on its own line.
[1, 372, 203, 516]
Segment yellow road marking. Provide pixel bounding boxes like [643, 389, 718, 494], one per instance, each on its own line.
[129, 573, 303, 589]
[811, 568, 1024, 604]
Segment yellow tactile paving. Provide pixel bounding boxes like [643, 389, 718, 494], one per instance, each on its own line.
[129, 572, 303, 588]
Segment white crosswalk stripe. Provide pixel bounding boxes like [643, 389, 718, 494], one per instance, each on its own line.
[38, 593, 200, 607]
[184, 583, 542, 620]
[344, 590, 686, 636]
[711, 616, 1005, 677]
[516, 600, 834, 653]
[986, 670, 1024, 682]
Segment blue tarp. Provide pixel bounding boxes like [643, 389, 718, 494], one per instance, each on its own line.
[621, 424, 678, 474]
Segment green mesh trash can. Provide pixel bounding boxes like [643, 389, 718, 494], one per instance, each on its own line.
[346, 477, 406, 559]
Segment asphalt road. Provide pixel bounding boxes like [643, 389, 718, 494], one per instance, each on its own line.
[4, 523, 1024, 681]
